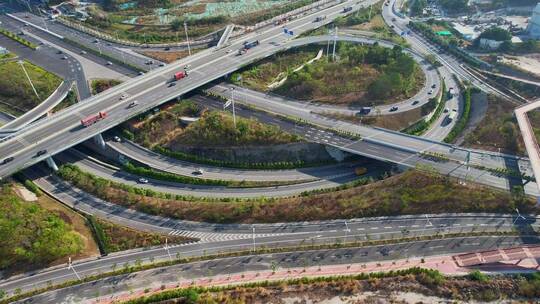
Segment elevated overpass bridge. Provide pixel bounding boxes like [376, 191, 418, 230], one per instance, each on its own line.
[0, 0, 537, 197]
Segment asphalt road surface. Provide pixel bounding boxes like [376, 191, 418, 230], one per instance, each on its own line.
[17, 236, 540, 303]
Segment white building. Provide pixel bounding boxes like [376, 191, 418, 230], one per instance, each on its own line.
[528, 3, 540, 39]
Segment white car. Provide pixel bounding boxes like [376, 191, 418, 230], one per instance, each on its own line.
[120, 93, 129, 100]
[193, 168, 204, 175]
[113, 136, 121, 142]
[138, 178, 148, 184]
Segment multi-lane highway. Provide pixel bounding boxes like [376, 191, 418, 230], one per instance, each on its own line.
[1, 208, 537, 295]
[13, 235, 540, 303]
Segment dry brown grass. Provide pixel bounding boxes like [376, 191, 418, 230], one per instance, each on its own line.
[463, 95, 525, 155]
[140, 50, 192, 64]
[61, 168, 536, 224]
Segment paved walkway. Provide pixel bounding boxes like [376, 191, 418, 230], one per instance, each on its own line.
[96, 246, 540, 304]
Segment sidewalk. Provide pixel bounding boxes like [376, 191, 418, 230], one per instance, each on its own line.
[95, 249, 540, 304]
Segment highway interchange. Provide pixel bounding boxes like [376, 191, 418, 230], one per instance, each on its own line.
[1, 0, 540, 302]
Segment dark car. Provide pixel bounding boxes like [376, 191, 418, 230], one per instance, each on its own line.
[164, 47, 170, 51]
[412, 100, 420, 105]
[168, 82, 177, 87]
[36, 150, 47, 157]
[431, 84, 437, 89]
[389, 106, 398, 112]
[1, 157, 14, 165]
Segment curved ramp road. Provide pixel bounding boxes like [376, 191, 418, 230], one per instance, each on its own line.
[56, 150, 364, 198]
[107, 139, 363, 182]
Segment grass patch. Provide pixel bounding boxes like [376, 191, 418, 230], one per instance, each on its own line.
[233, 42, 424, 107]
[463, 94, 525, 155]
[56, 164, 535, 224]
[51, 90, 78, 113]
[169, 110, 301, 147]
[91, 78, 123, 95]
[0, 181, 85, 275]
[0, 60, 62, 116]
[92, 217, 194, 254]
[0, 28, 38, 50]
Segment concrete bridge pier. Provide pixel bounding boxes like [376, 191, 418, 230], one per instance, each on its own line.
[93, 133, 106, 150]
[46, 157, 59, 171]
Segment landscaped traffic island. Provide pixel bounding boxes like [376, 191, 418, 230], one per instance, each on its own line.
[231, 43, 425, 107]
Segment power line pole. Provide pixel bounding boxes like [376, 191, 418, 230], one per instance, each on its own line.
[184, 22, 191, 56]
[18, 60, 39, 99]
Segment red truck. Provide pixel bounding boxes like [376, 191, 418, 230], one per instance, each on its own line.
[174, 71, 188, 81]
[81, 111, 107, 127]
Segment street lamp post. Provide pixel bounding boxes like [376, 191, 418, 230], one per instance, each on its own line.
[164, 238, 173, 261]
[512, 208, 526, 226]
[252, 225, 256, 252]
[18, 60, 39, 99]
[344, 220, 351, 241]
[231, 87, 236, 128]
[67, 257, 81, 280]
[184, 22, 191, 56]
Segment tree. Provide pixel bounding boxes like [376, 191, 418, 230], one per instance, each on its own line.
[410, 0, 427, 16]
[479, 27, 512, 42]
[439, 0, 469, 13]
[170, 18, 183, 31]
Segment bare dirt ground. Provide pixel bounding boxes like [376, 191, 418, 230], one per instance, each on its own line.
[500, 54, 540, 78]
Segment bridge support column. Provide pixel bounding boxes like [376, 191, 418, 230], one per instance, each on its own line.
[326, 146, 347, 162]
[46, 157, 58, 171]
[93, 133, 106, 150]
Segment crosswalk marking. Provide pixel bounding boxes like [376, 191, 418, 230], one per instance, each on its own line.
[167, 230, 286, 245]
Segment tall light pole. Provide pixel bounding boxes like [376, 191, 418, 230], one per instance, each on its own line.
[18, 60, 39, 99]
[164, 238, 173, 261]
[512, 208, 526, 226]
[67, 257, 81, 280]
[344, 220, 351, 241]
[230, 87, 236, 128]
[332, 26, 338, 61]
[184, 22, 191, 56]
[252, 225, 256, 252]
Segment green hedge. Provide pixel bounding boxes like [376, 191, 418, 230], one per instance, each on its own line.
[86, 215, 109, 255]
[0, 28, 38, 50]
[153, 145, 332, 170]
[13, 172, 42, 196]
[444, 87, 471, 143]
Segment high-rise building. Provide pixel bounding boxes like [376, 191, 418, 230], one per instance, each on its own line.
[528, 3, 540, 39]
